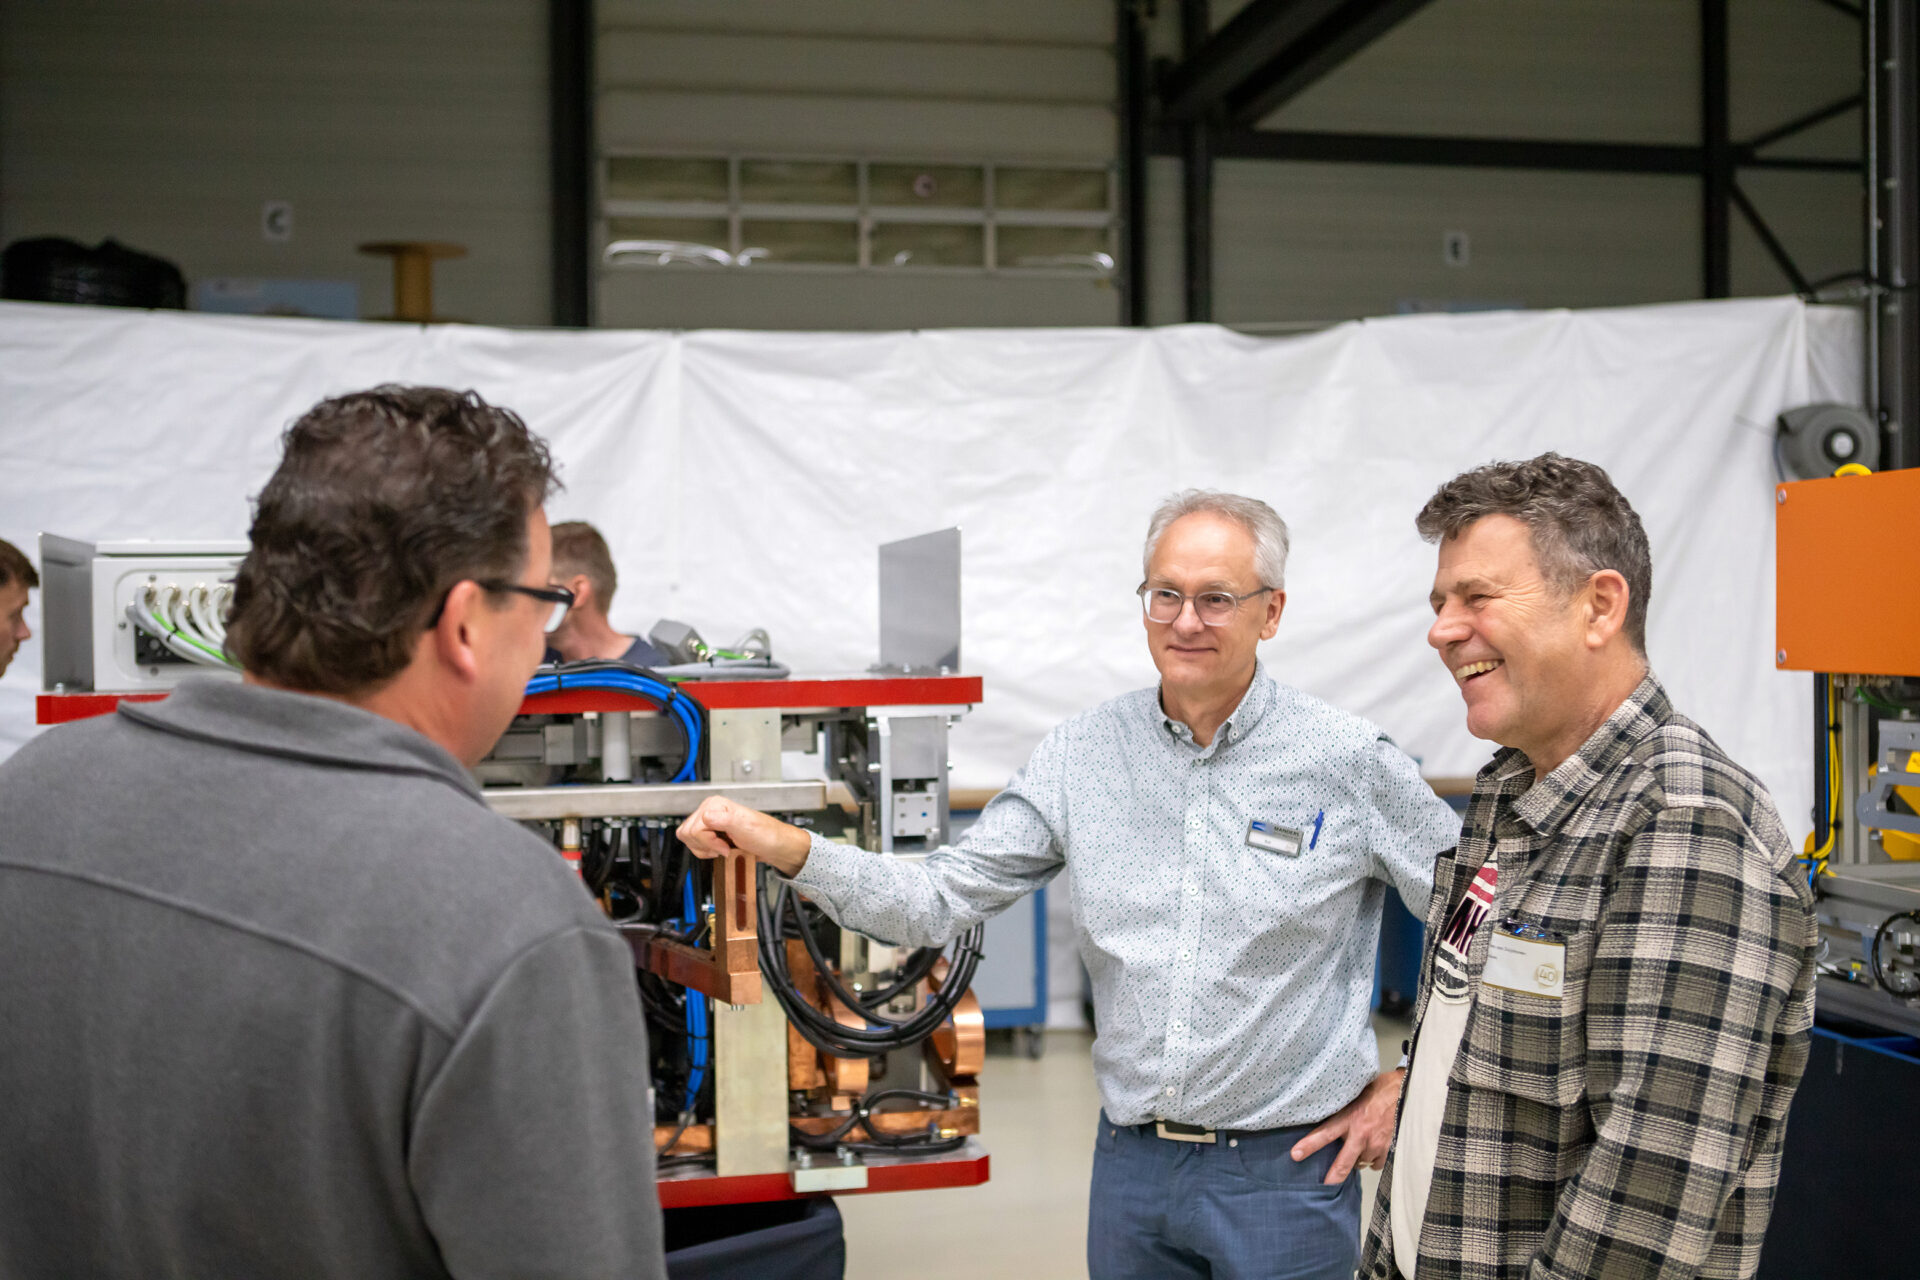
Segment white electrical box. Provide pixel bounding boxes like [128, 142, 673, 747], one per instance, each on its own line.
[39, 534, 248, 692]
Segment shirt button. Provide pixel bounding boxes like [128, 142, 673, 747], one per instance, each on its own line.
[1185, 883, 1199, 896]
[1178, 949, 1189, 960]
[1164, 1086, 1175, 1096]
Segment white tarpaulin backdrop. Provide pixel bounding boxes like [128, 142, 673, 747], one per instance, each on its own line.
[0, 298, 1861, 857]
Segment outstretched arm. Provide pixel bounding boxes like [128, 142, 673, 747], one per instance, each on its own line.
[677, 796, 811, 875]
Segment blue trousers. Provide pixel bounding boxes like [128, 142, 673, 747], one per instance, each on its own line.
[1087, 1112, 1360, 1280]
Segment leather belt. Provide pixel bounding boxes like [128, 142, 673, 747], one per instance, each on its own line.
[1153, 1120, 1222, 1144]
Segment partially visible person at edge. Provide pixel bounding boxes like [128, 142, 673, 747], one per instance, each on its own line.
[677, 489, 1461, 1280]
[1362, 453, 1817, 1280]
[0, 536, 37, 679]
[0, 386, 666, 1280]
[543, 519, 669, 667]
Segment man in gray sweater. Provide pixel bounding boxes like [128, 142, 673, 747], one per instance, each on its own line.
[0, 387, 666, 1279]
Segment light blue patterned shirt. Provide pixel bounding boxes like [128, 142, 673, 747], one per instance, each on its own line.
[794, 663, 1460, 1130]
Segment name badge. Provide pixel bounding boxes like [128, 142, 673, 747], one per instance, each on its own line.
[1246, 820, 1303, 857]
[1482, 921, 1566, 999]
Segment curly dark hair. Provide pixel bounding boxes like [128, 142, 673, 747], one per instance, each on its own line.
[225, 386, 559, 694]
[1415, 452, 1652, 655]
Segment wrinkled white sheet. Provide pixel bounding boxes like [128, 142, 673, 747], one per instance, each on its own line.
[0, 297, 1859, 851]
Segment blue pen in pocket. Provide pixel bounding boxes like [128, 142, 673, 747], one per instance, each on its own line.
[1308, 809, 1325, 850]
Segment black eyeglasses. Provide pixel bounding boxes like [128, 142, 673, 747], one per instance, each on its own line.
[425, 580, 575, 633]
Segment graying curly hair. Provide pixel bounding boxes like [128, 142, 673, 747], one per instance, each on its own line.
[1415, 452, 1651, 655]
[1143, 490, 1290, 590]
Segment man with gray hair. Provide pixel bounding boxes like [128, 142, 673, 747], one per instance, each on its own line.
[680, 490, 1460, 1279]
[1361, 453, 1815, 1280]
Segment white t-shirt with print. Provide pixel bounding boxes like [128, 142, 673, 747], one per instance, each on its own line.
[1391, 862, 1496, 1279]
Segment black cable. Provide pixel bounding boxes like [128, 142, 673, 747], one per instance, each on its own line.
[643, 826, 676, 924]
[656, 1152, 715, 1171]
[581, 823, 620, 895]
[789, 1089, 965, 1151]
[1871, 910, 1920, 999]
[758, 868, 984, 1058]
[792, 1112, 865, 1148]
[860, 946, 945, 1008]
[1812, 675, 1831, 851]
[656, 1110, 695, 1156]
[773, 901, 941, 1008]
[801, 910, 937, 1027]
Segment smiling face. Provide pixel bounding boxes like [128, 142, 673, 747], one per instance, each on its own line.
[1143, 512, 1284, 709]
[1427, 514, 1600, 766]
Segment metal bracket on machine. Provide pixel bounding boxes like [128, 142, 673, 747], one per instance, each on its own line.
[1855, 720, 1920, 838]
[620, 847, 763, 1004]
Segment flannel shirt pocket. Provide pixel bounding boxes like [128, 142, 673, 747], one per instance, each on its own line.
[1458, 927, 1596, 1110]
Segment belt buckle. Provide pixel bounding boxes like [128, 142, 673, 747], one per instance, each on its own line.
[1154, 1120, 1216, 1144]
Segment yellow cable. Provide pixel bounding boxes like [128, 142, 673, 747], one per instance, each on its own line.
[1802, 679, 1840, 871]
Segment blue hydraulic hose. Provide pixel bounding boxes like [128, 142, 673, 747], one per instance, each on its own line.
[681, 875, 709, 1108]
[523, 669, 703, 782]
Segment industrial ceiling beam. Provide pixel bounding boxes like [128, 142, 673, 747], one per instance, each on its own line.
[1145, 125, 1862, 176]
[1149, 126, 1703, 173]
[1158, 0, 1438, 127]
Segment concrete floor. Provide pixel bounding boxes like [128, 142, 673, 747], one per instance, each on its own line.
[839, 1017, 1410, 1279]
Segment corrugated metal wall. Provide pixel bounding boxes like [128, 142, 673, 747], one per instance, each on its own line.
[0, 0, 549, 326]
[1163, 0, 1861, 324]
[593, 0, 1121, 329]
[0, 0, 1864, 331]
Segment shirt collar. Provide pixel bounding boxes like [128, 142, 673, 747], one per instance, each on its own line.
[118, 678, 484, 803]
[1509, 671, 1670, 835]
[1160, 660, 1275, 754]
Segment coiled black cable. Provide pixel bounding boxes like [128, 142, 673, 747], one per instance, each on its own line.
[790, 1088, 968, 1154]
[1871, 910, 1920, 998]
[757, 866, 984, 1059]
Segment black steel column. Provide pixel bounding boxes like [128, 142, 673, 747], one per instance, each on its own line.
[549, 0, 593, 327]
[1874, 0, 1920, 468]
[1180, 0, 1214, 323]
[1117, 0, 1151, 326]
[1701, 0, 1732, 298]
[1183, 122, 1214, 323]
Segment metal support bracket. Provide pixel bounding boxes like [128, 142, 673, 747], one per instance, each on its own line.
[1856, 720, 1920, 837]
[620, 847, 763, 1004]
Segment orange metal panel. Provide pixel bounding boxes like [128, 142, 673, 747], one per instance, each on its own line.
[1775, 468, 1920, 675]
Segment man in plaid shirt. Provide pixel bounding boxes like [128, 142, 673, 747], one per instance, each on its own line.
[1361, 454, 1816, 1280]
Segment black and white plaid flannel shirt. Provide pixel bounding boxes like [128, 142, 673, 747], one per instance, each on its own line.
[1362, 675, 1816, 1280]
